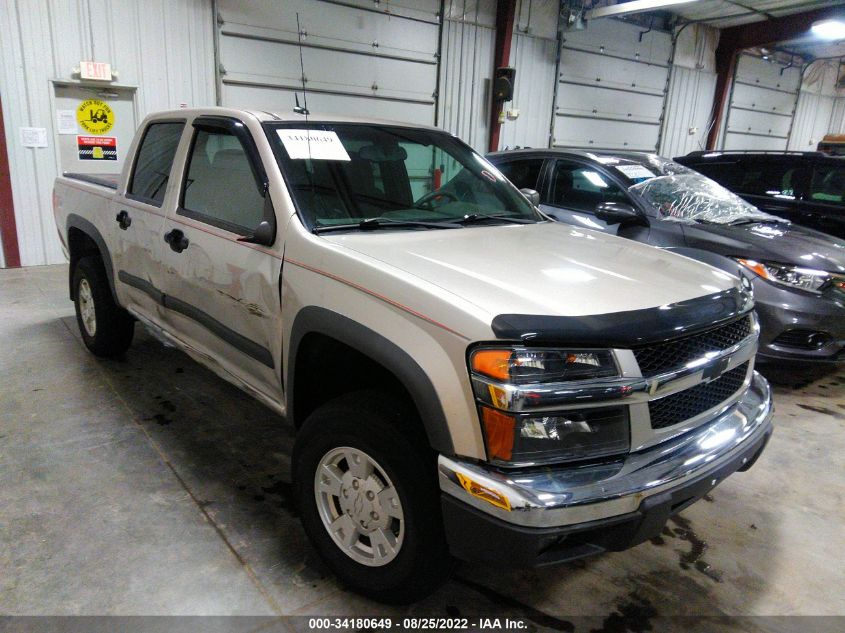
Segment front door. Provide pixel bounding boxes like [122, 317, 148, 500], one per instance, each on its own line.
[158, 116, 283, 402]
[540, 160, 632, 236]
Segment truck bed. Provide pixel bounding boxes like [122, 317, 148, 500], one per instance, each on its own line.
[63, 172, 119, 190]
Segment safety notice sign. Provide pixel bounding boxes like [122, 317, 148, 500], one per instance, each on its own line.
[78, 135, 117, 160]
[76, 99, 114, 134]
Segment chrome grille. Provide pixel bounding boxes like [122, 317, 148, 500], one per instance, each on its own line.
[649, 362, 749, 430]
[633, 316, 752, 377]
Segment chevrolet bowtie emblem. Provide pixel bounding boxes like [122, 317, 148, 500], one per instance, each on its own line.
[702, 356, 731, 382]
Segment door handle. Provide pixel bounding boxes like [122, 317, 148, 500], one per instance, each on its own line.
[115, 210, 132, 230]
[164, 228, 189, 253]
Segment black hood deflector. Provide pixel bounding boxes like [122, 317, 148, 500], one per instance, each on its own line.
[491, 286, 754, 347]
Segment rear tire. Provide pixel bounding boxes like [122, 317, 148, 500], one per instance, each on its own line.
[293, 391, 450, 604]
[73, 256, 134, 358]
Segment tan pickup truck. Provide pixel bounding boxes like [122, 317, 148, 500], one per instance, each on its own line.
[53, 108, 773, 603]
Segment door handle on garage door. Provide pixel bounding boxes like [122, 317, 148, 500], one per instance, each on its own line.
[163, 229, 189, 253]
[115, 210, 132, 230]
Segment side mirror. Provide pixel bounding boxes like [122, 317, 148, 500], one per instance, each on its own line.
[239, 220, 275, 246]
[520, 188, 540, 207]
[594, 201, 644, 226]
[238, 187, 277, 246]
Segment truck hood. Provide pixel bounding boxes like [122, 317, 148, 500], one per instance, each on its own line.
[324, 223, 739, 319]
[684, 220, 845, 274]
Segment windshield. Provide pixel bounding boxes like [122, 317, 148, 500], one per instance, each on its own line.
[265, 123, 541, 231]
[622, 155, 783, 225]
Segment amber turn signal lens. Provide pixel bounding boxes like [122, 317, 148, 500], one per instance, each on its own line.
[480, 406, 515, 461]
[737, 259, 769, 279]
[471, 349, 512, 381]
[456, 472, 511, 511]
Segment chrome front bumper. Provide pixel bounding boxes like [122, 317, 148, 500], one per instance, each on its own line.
[439, 370, 773, 529]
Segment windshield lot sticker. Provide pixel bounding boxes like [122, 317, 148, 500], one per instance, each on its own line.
[76, 100, 114, 134]
[277, 129, 351, 161]
[617, 164, 656, 181]
[77, 135, 117, 160]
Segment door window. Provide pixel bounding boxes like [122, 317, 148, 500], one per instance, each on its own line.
[496, 159, 543, 191]
[735, 161, 808, 200]
[689, 162, 744, 191]
[181, 129, 265, 232]
[550, 161, 628, 211]
[809, 164, 845, 206]
[128, 122, 185, 206]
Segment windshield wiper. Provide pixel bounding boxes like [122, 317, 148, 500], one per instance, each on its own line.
[313, 217, 463, 234]
[457, 213, 535, 225]
[727, 218, 785, 226]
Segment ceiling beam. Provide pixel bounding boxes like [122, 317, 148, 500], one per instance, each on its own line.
[587, 0, 699, 20]
[719, 4, 845, 49]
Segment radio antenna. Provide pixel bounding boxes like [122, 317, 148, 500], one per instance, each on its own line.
[294, 13, 310, 117]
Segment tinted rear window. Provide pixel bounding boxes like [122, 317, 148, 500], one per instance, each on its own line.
[496, 159, 543, 191]
[128, 122, 185, 205]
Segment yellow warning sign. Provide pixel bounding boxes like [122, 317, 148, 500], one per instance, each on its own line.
[76, 99, 114, 134]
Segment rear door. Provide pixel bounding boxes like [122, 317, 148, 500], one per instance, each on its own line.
[494, 158, 547, 193]
[158, 115, 284, 401]
[803, 160, 845, 239]
[112, 119, 186, 323]
[540, 159, 632, 235]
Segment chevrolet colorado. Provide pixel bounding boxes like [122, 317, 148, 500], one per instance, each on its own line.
[54, 108, 773, 603]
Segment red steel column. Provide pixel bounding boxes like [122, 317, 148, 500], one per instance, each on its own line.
[0, 94, 21, 268]
[488, 0, 517, 153]
[706, 35, 738, 150]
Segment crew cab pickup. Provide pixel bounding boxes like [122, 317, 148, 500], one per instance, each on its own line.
[54, 108, 773, 603]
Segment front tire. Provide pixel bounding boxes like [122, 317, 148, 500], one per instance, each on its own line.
[73, 256, 134, 357]
[293, 391, 450, 603]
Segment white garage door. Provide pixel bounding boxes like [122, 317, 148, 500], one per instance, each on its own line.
[553, 19, 672, 151]
[216, 0, 440, 125]
[722, 53, 801, 151]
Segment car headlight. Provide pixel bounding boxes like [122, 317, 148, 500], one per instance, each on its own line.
[470, 348, 618, 385]
[469, 347, 629, 466]
[736, 259, 843, 293]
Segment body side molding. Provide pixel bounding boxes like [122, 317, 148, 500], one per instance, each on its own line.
[117, 270, 274, 368]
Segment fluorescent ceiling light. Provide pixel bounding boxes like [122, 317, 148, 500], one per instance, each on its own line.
[587, 0, 699, 20]
[812, 19, 845, 40]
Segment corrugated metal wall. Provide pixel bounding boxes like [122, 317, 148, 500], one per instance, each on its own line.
[660, 66, 717, 158]
[498, 0, 559, 150]
[438, 0, 559, 152]
[788, 61, 840, 151]
[438, 1, 495, 152]
[0, 0, 215, 267]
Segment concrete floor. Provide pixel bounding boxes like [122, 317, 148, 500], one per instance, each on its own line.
[1, 264, 844, 627]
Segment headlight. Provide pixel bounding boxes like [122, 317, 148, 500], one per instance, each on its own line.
[736, 259, 843, 293]
[479, 406, 630, 465]
[469, 347, 627, 466]
[470, 347, 618, 384]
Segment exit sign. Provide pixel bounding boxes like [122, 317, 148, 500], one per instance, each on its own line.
[79, 61, 112, 81]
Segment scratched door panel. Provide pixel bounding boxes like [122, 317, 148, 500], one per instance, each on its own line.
[159, 217, 283, 403]
[158, 120, 284, 402]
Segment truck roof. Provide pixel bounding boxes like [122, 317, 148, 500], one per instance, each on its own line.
[146, 106, 444, 133]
